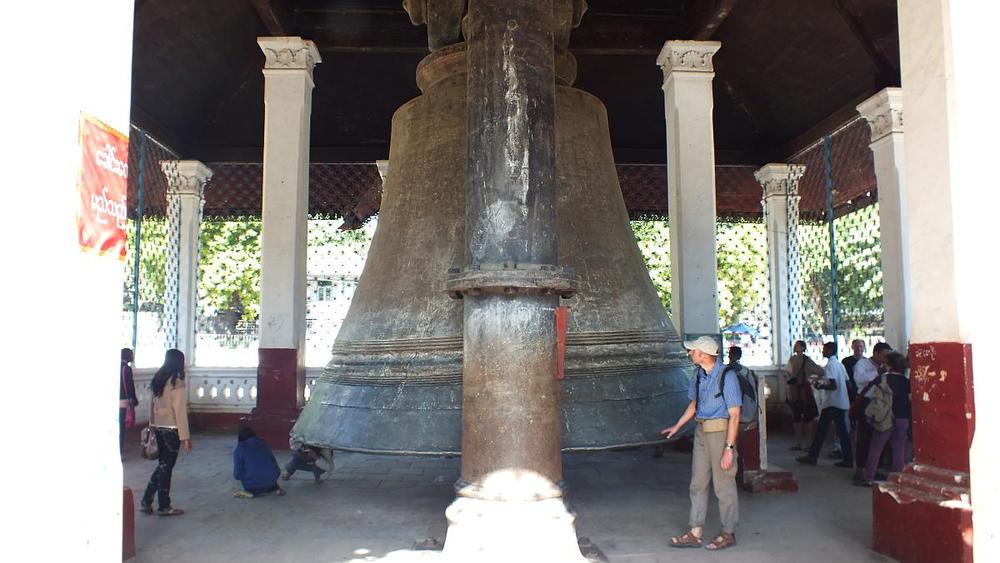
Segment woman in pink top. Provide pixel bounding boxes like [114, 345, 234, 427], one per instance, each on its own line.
[139, 349, 192, 516]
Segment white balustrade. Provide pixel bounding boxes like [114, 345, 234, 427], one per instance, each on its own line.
[187, 368, 258, 412]
[132, 367, 324, 419]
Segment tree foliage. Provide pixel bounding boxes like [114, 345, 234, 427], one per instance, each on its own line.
[198, 218, 262, 323]
[629, 211, 881, 339]
[715, 222, 769, 330]
[122, 217, 169, 312]
[630, 220, 672, 310]
[122, 209, 882, 341]
[796, 204, 883, 338]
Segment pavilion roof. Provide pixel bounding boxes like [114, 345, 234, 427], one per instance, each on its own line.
[128, 0, 889, 222]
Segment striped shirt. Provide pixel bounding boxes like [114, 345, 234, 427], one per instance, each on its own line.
[688, 360, 744, 419]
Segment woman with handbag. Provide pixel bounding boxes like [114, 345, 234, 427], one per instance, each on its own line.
[120, 348, 139, 459]
[785, 341, 824, 451]
[140, 349, 192, 516]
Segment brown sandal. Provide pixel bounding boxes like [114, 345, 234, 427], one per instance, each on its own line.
[705, 532, 736, 551]
[669, 531, 703, 548]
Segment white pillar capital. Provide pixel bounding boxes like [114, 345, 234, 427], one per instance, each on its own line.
[161, 160, 213, 199]
[656, 40, 721, 76]
[755, 163, 806, 199]
[857, 87, 904, 143]
[258, 36, 321, 79]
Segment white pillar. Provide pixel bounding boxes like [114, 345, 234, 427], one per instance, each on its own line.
[162, 160, 212, 364]
[856, 88, 909, 352]
[252, 37, 320, 444]
[257, 37, 320, 354]
[877, 3, 998, 560]
[755, 164, 806, 366]
[657, 40, 722, 341]
[6, 1, 133, 558]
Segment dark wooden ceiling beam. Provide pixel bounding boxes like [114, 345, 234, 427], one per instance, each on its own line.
[778, 88, 878, 160]
[297, 3, 687, 55]
[130, 105, 189, 157]
[193, 145, 771, 167]
[832, 0, 897, 83]
[690, 0, 739, 40]
[203, 56, 264, 130]
[193, 145, 390, 164]
[250, 0, 292, 36]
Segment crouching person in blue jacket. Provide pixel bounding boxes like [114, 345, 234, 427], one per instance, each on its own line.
[233, 427, 284, 499]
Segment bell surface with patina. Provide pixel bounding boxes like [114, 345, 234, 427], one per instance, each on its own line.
[291, 42, 693, 455]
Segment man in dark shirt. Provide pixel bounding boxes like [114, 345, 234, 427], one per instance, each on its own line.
[841, 339, 866, 402]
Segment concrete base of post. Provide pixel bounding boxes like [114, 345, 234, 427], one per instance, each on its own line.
[442, 496, 587, 562]
[740, 467, 799, 493]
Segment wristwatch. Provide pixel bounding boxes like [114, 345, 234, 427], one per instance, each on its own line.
[724, 443, 736, 450]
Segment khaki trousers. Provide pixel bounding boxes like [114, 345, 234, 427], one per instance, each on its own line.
[689, 423, 739, 533]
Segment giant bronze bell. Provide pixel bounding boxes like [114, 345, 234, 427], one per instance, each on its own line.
[291, 42, 693, 455]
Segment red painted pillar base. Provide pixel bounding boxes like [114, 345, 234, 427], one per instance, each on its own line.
[243, 348, 303, 450]
[738, 424, 761, 470]
[122, 486, 135, 561]
[737, 423, 799, 493]
[873, 464, 972, 562]
[873, 342, 975, 563]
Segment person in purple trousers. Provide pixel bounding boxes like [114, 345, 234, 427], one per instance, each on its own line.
[856, 352, 911, 486]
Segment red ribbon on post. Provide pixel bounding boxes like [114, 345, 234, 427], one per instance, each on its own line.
[555, 306, 568, 380]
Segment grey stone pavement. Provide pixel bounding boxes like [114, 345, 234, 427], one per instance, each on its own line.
[124, 432, 893, 563]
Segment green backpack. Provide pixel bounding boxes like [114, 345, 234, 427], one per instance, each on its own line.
[864, 376, 894, 432]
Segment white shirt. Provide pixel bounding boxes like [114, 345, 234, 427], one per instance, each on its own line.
[820, 356, 851, 410]
[854, 357, 880, 397]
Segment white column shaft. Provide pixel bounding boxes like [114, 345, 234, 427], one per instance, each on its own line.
[756, 164, 805, 365]
[763, 194, 791, 364]
[162, 160, 212, 363]
[871, 135, 908, 350]
[898, 14, 960, 341]
[898, 4, 999, 558]
[258, 37, 320, 350]
[176, 194, 203, 359]
[858, 88, 909, 351]
[658, 41, 721, 339]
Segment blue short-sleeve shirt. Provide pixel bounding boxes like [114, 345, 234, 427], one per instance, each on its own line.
[687, 360, 743, 419]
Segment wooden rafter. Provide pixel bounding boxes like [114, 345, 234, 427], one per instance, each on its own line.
[690, 0, 739, 40]
[778, 87, 880, 160]
[832, 0, 897, 80]
[250, 0, 292, 36]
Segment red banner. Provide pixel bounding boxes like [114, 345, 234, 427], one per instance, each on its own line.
[77, 113, 129, 260]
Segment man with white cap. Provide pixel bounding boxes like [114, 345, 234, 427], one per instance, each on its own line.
[661, 335, 742, 551]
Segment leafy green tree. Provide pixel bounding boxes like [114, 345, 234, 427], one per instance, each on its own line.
[198, 218, 262, 324]
[194, 217, 374, 328]
[715, 221, 769, 329]
[630, 219, 771, 331]
[796, 204, 883, 339]
[630, 220, 672, 310]
[122, 217, 169, 312]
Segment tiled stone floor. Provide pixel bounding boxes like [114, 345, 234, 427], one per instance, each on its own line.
[124, 432, 892, 562]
